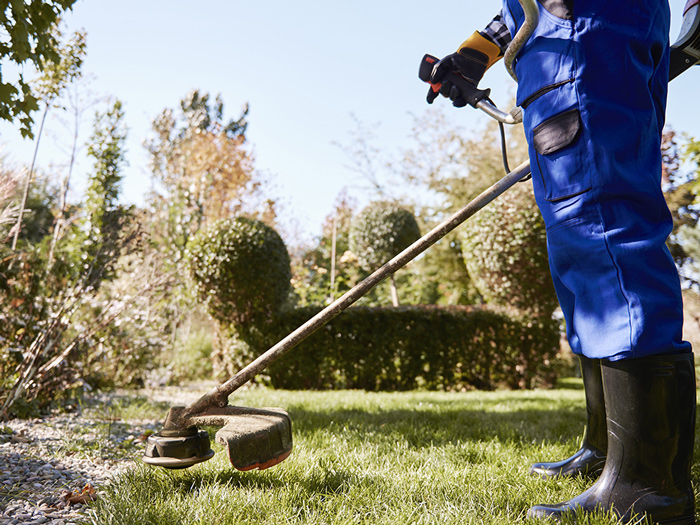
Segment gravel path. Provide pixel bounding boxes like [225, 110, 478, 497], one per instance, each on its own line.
[0, 385, 209, 525]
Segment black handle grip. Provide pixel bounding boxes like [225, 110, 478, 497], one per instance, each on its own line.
[418, 54, 492, 107]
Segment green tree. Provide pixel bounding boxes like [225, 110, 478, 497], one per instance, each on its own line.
[329, 109, 529, 308]
[349, 201, 421, 306]
[397, 109, 530, 307]
[141, 91, 277, 381]
[145, 90, 272, 263]
[0, 99, 138, 417]
[77, 99, 130, 287]
[0, 0, 78, 137]
[58, 97, 173, 387]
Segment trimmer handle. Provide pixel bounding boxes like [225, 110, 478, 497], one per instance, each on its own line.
[418, 54, 492, 108]
[670, 0, 700, 80]
[419, 53, 522, 124]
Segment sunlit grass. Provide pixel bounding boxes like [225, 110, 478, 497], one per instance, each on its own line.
[80, 385, 689, 524]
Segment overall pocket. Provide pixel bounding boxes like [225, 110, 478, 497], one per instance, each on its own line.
[510, 3, 590, 202]
[532, 106, 590, 202]
[523, 80, 591, 202]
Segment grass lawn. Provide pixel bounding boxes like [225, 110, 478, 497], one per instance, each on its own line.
[81, 381, 697, 524]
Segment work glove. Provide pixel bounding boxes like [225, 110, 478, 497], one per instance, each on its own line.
[426, 31, 502, 107]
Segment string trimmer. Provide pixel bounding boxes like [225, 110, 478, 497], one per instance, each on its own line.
[143, 157, 531, 470]
[142, 0, 700, 471]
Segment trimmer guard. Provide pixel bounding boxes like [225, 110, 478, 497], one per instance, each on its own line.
[210, 407, 293, 470]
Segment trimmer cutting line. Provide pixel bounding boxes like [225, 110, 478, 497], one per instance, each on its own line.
[142, 0, 700, 472]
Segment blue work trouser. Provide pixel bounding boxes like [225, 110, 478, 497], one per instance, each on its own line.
[502, 0, 690, 359]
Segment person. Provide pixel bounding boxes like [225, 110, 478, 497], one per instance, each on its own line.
[426, 1, 697, 523]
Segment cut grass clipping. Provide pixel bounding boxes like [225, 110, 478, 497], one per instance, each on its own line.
[83, 385, 697, 525]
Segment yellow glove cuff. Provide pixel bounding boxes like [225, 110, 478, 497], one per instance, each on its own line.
[458, 31, 503, 69]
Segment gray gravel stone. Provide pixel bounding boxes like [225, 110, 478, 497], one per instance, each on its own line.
[1, 385, 216, 523]
[0, 393, 167, 524]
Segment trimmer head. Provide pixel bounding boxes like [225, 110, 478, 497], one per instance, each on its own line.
[142, 406, 293, 471]
[142, 426, 215, 469]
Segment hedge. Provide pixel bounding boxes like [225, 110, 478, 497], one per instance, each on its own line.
[224, 304, 560, 391]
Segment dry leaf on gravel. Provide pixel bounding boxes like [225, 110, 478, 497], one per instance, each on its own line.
[66, 483, 97, 505]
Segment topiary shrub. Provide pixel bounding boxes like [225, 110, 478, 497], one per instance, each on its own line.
[186, 217, 291, 326]
[459, 182, 558, 316]
[349, 201, 421, 271]
[349, 201, 421, 306]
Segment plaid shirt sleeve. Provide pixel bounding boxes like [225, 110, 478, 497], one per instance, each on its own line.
[479, 11, 512, 55]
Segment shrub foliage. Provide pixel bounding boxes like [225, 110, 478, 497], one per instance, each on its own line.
[186, 217, 292, 326]
[349, 201, 421, 272]
[460, 183, 558, 316]
[225, 305, 559, 391]
[198, 214, 560, 391]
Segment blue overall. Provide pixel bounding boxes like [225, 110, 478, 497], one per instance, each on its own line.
[501, 0, 690, 360]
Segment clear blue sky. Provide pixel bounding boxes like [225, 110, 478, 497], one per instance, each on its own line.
[0, 1, 698, 243]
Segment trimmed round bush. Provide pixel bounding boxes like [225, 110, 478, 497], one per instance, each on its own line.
[349, 201, 421, 271]
[186, 217, 291, 325]
[459, 183, 558, 316]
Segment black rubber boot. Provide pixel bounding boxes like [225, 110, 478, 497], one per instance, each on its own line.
[530, 356, 607, 479]
[528, 353, 696, 524]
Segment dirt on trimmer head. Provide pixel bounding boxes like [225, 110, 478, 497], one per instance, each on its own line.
[142, 405, 292, 471]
